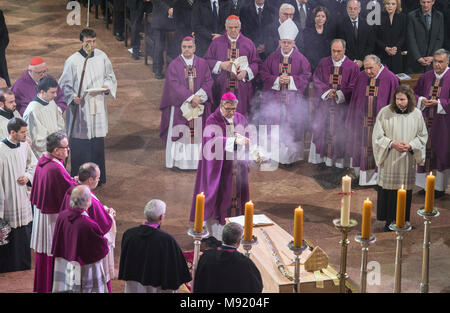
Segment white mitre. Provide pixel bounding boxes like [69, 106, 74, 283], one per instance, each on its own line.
[278, 18, 299, 40]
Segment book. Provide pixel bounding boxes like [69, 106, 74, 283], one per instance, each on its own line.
[228, 214, 274, 227]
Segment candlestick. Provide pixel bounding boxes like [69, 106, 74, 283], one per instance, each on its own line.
[424, 172, 435, 213]
[333, 218, 358, 293]
[187, 227, 209, 290]
[389, 222, 412, 293]
[194, 192, 205, 233]
[417, 207, 440, 293]
[243, 201, 254, 242]
[293, 206, 303, 247]
[396, 185, 406, 228]
[241, 235, 258, 258]
[341, 175, 352, 226]
[288, 240, 309, 293]
[361, 198, 372, 240]
[355, 234, 376, 293]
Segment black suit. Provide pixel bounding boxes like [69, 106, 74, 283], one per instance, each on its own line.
[229, 0, 247, 16]
[173, 0, 194, 55]
[406, 8, 445, 73]
[263, 19, 303, 57]
[191, 0, 232, 57]
[0, 10, 9, 87]
[240, 3, 276, 60]
[375, 12, 407, 74]
[337, 15, 376, 65]
[289, 0, 316, 31]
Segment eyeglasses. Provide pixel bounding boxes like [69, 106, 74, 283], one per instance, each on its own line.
[58, 145, 70, 150]
[222, 107, 237, 112]
[282, 13, 294, 17]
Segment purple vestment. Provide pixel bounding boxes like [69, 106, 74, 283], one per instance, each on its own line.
[51, 207, 109, 266]
[311, 56, 360, 159]
[189, 107, 250, 225]
[60, 184, 113, 235]
[30, 153, 75, 214]
[259, 47, 311, 142]
[204, 34, 260, 115]
[414, 69, 450, 172]
[11, 71, 67, 116]
[159, 55, 213, 145]
[345, 66, 399, 170]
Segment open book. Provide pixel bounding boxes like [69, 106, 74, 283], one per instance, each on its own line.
[231, 56, 249, 82]
[228, 214, 274, 227]
[396, 73, 412, 80]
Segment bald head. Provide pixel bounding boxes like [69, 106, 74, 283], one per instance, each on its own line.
[70, 185, 92, 210]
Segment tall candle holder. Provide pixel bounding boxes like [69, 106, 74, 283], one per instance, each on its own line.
[241, 235, 258, 258]
[187, 227, 209, 290]
[417, 207, 440, 293]
[287, 240, 309, 293]
[389, 222, 412, 293]
[354, 234, 376, 293]
[333, 218, 358, 293]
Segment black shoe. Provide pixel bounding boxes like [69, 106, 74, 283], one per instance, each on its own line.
[114, 33, 124, 41]
[318, 163, 327, 170]
[435, 190, 445, 198]
[155, 72, 164, 79]
[131, 52, 140, 60]
[384, 224, 393, 232]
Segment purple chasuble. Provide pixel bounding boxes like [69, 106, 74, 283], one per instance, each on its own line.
[259, 47, 311, 142]
[345, 67, 399, 170]
[414, 69, 450, 172]
[204, 34, 260, 116]
[159, 55, 214, 145]
[30, 153, 76, 214]
[311, 56, 360, 159]
[11, 71, 67, 116]
[190, 107, 250, 225]
[60, 184, 113, 235]
[51, 207, 109, 266]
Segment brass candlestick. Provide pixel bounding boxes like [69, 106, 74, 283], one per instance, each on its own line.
[354, 234, 376, 293]
[389, 222, 412, 293]
[187, 227, 209, 290]
[333, 218, 358, 293]
[417, 207, 440, 293]
[241, 235, 258, 258]
[288, 240, 309, 293]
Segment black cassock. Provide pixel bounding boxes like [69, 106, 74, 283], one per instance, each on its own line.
[118, 225, 191, 290]
[194, 246, 263, 293]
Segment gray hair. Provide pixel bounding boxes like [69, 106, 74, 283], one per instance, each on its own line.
[46, 130, 67, 153]
[70, 185, 92, 209]
[434, 49, 450, 61]
[78, 162, 99, 182]
[144, 199, 166, 222]
[279, 3, 295, 13]
[225, 17, 241, 26]
[331, 38, 346, 50]
[222, 222, 243, 246]
[364, 54, 381, 65]
[347, 0, 361, 8]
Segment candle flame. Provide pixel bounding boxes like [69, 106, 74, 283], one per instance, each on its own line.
[248, 200, 253, 204]
[200, 192, 204, 196]
[429, 172, 433, 176]
[366, 197, 370, 201]
[401, 184, 404, 189]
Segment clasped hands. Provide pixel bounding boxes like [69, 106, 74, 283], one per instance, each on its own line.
[391, 142, 411, 153]
[190, 94, 204, 108]
[422, 98, 438, 107]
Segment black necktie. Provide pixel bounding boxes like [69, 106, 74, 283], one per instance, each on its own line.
[212, 1, 218, 33]
[257, 7, 262, 24]
[352, 21, 358, 39]
[299, 4, 306, 29]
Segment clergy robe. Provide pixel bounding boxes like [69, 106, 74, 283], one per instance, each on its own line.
[58, 48, 117, 185]
[190, 107, 250, 239]
[414, 68, 450, 192]
[51, 207, 109, 293]
[309, 55, 360, 167]
[194, 245, 263, 293]
[259, 47, 311, 164]
[0, 139, 37, 273]
[11, 72, 67, 116]
[0, 108, 21, 139]
[29, 153, 76, 293]
[118, 224, 191, 292]
[159, 55, 213, 170]
[204, 34, 260, 115]
[345, 66, 399, 185]
[59, 184, 116, 285]
[373, 106, 427, 223]
[23, 96, 66, 159]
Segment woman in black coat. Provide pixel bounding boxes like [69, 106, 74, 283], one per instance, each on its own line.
[0, 10, 10, 87]
[375, 0, 407, 74]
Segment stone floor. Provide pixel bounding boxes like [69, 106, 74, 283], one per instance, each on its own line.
[0, 0, 449, 294]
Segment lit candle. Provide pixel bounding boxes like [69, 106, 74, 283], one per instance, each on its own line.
[243, 201, 254, 242]
[194, 192, 205, 233]
[424, 172, 435, 213]
[293, 206, 304, 247]
[341, 175, 351, 226]
[361, 198, 372, 239]
[396, 185, 406, 228]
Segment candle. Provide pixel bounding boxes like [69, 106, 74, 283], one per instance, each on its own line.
[361, 198, 372, 239]
[194, 192, 205, 233]
[341, 175, 352, 226]
[424, 172, 435, 213]
[293, 206, 304, 247]
[243, 201, 254, 242]
[396, 185, 406, 228]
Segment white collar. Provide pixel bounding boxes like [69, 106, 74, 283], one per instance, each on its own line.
[220, 109, 234, 124]
[350, 17, 359, 23]
[255, 3, 264, 10]
[227, 34, 240, 42]
[332, 55, 346, 66]
[28, 71, 39, 85]
[281, 47, 294, 58]
[374, 65, 385, 79]
[434, 67, 449, 79]
[181, 54, 194, 66]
